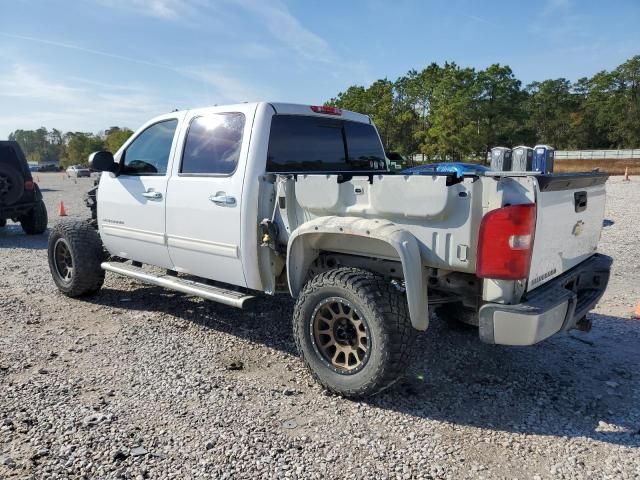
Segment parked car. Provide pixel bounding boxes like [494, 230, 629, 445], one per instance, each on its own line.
[0, 141, 48, 234]
[47, 102, 611, 397]
[403, 162, 491, 177]
[66, 165, 91, 177]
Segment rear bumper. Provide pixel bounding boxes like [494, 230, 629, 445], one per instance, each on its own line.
[478, 254, 612, 345]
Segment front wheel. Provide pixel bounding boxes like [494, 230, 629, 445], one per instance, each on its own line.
[293, 268, 416, 398]
[48, 220, 105, 297]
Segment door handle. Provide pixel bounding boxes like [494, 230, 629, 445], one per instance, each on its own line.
[142, 190, 163, 200]
[209, 194, 236, 206]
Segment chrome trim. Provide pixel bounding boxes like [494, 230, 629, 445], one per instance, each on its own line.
[101, 262, 253, 308]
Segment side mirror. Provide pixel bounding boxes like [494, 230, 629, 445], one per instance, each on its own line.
[89, 151, 118, 173]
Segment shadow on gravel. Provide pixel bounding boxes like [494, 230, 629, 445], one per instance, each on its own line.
[89, 285, 639, 447]
[0, 225, 49, 249]
[95, 286, 298, 355]
[371, 313, 640, 448]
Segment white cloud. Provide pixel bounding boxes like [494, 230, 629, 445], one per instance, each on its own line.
[0, 64, 80, 102]
[235, 0, 334, 63]
[542, 0, 571, 16]
[95, 0, 338, 64]
[182, 65, 276, 103]
[0, 31, 274, 109]
[96, 0, 199, 19]
[0, 61, 277, 138]
[0, 33, 178, 72]
[0, 63, 172, 137]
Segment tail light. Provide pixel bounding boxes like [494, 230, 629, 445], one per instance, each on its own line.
[477, 204, 536, 280]
[24, 180, 34, 191]
[310, 105, 342, 115]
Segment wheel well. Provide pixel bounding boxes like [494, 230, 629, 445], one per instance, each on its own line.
[309, 251, 404, 281]
[286, 221, 429, 330]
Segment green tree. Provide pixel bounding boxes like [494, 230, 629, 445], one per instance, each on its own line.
[402, 63, 443, 158]
[524, 79, 577, 149]
[104, 126, 134, 153]
[328, 80, 417, 154]
[61, 132, 104, 168]
[8, 127, 62, 165]
[422, 63, 481, 160]
[607, 56, 640, 147]
[476, 64, 525, 152]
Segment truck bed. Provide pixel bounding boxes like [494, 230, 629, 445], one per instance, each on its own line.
[276, 170, 608, 299]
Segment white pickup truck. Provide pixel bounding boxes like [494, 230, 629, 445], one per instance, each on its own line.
[47, 102, 612, 397]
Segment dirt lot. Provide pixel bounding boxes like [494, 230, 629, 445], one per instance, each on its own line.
[555, 159, 640, 175]
[1, 173, 639, 479]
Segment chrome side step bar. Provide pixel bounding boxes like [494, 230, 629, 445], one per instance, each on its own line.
[101, 262, 254, 308]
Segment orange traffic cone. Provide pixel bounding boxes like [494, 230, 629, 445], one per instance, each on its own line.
[623, 167, 630, 182]
[58, 200, 67, 217]
[633, 303, 640, 319]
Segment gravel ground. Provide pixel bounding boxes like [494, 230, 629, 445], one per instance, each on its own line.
[1, 172, 639, 479]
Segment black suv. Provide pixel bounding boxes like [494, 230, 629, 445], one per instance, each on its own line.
[0, 141, 48, 234]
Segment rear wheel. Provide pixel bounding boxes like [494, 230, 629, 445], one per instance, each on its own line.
[48, 220, 105, 297]
[293, 268, 416, 397]
[20, 200, 48, 235]
[0, 163, 25, 205]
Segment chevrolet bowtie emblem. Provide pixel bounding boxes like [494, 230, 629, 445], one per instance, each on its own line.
[572, 220, 585, 236]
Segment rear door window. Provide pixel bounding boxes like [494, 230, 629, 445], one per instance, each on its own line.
[266, 115, 385, 173]
[180, 113, 245, 175]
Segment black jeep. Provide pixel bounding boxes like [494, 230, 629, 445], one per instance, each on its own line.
[0, 141, 48, 234]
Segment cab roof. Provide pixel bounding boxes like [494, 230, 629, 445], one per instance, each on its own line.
[179, 102, 371, 125]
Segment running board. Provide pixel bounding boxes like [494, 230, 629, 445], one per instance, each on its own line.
[101, 262, 254, 308]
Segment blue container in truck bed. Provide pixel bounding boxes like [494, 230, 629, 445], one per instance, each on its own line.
[533, 145, 555, 173]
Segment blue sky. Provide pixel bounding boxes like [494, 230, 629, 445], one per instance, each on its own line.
[1, 0, 638, 139]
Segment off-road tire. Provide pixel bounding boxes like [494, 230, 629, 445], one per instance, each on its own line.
[48, 220, 105, 297]
[435, 302, 478, 330]
[0, 163, 25, 205]
[293, 267, 416, 398]
[20, 199, 48, 235]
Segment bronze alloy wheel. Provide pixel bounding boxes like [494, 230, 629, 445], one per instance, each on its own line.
[53, 238, 74, 283]
[310, 297, 371, 374]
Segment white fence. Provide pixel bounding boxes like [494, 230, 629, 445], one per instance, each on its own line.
[555, 149, 640, 160]
[409, 149, 640, 163]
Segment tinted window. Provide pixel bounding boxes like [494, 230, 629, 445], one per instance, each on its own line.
[180, 113, 245, 175]
[122, 120, 178, 175]
[344, 121, 386, 168]
[266, 115, 385, 173]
